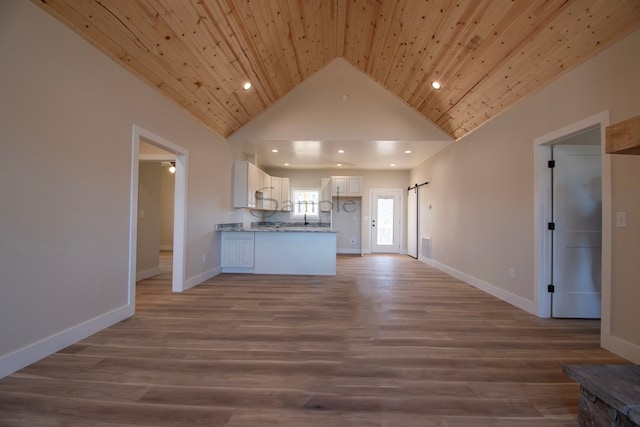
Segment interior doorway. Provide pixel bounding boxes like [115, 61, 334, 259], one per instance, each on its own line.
[136, 151, 176, 282]
[533, 112, 611, 320]
[370, 189, 403, 253]
[129, 125, 188, 307]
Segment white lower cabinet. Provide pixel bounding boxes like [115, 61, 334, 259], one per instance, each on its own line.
[221, 232, 254, 271]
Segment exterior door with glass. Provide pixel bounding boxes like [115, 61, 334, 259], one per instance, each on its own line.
[371, 190, 402, 253]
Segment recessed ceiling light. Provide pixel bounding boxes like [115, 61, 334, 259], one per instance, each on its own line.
[340, 94, 349, 101]
[431, 81, 441, 90]
[242, 82, 252, 90]
[337, 163, 342, 167]
[284, 163, 290, 166]
[271, 149, 278, 153]
[390, 163, 396, 167]
[404, 150, 412, 154]
[338, 149, 344, 154]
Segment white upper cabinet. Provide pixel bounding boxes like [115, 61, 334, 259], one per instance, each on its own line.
[233, 161, 290, 210]
[270, 176, 281, 211]
[233, 161, 258, 208]
[331, 176, 363, 197]
[256, 169, 271, 210]
[280, 177, 291, 211]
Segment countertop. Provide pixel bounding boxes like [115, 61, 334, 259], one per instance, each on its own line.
[217, 222, 336, 233]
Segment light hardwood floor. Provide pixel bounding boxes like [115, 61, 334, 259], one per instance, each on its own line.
[0, 254, 628, 426]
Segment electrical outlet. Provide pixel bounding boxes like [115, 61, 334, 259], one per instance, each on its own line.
[202, 253, 206, 263]
[616, 212, 627, 228]
[509, 268, 516, 280]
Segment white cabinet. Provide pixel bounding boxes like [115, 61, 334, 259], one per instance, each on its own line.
[221, 232, 254, 269]
[270, 176, 281, 211]
[268, 176, 290, 211]
[321, 178, 332, 211]
[256, 169, 271, 210]
[233, 161, 290, 211]
[233, 161, 259, 208]
[331, 176, 362, 197]
[280, 177, 290, 211]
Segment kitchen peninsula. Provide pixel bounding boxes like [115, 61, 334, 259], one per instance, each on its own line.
[218, 223, 337, 275]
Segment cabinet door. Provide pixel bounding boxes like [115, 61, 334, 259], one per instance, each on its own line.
[280, 177, 291, 211]
[247, 163, 258, 208]
[321, 178, 332, 211]
[222, 233, 254, 267]
[270, 176, 281, 210]
[332, 176, 347, 197]
[347, 176, 362, 196]
[257, 171, 271, 209]
[233, 161, 256, 208]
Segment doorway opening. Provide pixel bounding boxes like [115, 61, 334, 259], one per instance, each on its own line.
[533, 112, 611, 320]
[370, 189, 403, 253]
[137, 147, 176, 284]
[128, 125, 188, 308]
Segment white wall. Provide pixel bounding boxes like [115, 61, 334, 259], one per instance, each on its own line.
[0, 1, 234, 376]
[137, 162, 162, 278]
[410, 29, 640, 362]
[160, 169, 175, 250]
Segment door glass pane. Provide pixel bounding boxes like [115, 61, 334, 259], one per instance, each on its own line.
[377, 198, 394, 245]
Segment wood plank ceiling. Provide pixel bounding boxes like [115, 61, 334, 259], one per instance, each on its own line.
[35, 0, 640, 140]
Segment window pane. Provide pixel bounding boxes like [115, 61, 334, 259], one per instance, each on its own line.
[292, 189, 320, 217]
[377, 198, 394, 245]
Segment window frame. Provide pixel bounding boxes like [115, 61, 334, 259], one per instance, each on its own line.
[290, 187, 321, 219]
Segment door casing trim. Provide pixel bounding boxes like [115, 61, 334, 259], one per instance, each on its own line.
[129, 125, 189, 305]
[532, 111, 610, 323]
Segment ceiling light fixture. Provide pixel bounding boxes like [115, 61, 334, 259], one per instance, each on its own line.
[404, 150, 412, 154]
[271, 149, 278, 153]
[284, 163, 290, 166]
[242, 82, 252, 91]
[161, 160, 176, 173]
[340, 94, 349, 101]
[390, 163, 396, 167]
[431, 81, 442, 90]
[336, 163, 342, 167]
[338, 149, 344, 154]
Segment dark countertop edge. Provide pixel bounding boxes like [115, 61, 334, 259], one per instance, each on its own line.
[563, 364, 640, 421]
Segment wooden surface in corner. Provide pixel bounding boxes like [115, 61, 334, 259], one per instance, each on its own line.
[0, 254, 628, 426]
[606, 115, 640, 155]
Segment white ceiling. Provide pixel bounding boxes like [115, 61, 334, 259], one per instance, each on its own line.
[227, 58, 453, 170]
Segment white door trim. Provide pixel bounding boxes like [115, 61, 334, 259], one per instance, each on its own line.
[532, 111, 610, 321]
[129, 125, 188, 305]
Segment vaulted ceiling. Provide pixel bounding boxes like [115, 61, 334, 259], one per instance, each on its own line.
[36, 0, 640, 143]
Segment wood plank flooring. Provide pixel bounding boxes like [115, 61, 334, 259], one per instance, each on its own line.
[0, 254, 628, 426]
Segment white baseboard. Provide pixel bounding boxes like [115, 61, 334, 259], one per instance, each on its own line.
[184, 266, 220, 291]
[0, 304, 133, 379]
[602, 334, 640, 364]
[419, 256, 537, 315]
[136, 266, 161, 281]
[337, 248, 361, 254]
